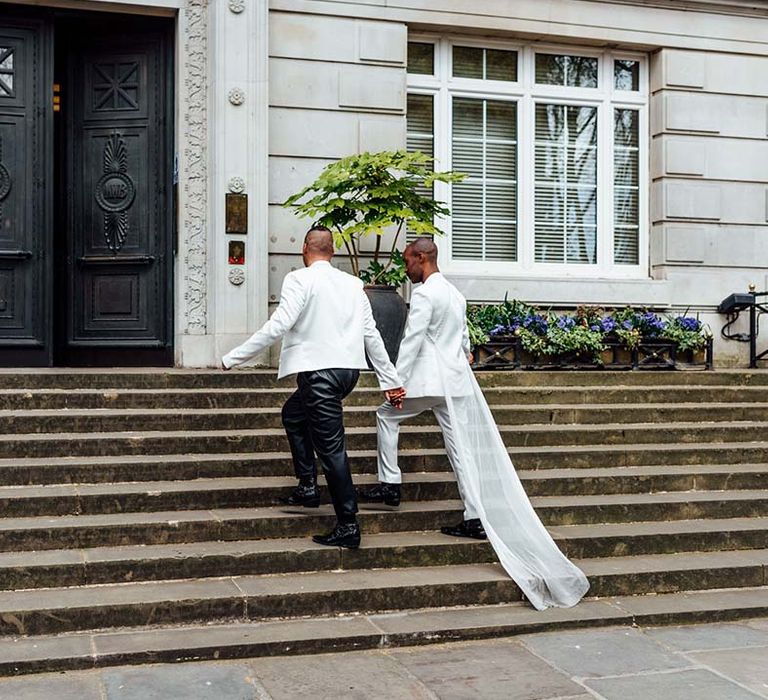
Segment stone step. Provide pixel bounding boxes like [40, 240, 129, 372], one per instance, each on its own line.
[2, 369, 768, 390]
[2, 491, 768, 552]
[2, 443, 768, 485]
[1, 464, 767, 518]
[0, 551, 766, 638]
[2, 421, 767, 458]
[4, 402, 768, 434]
[1, 518, 767, 591]
[5, 385, 768, 410]
[2, 584, 767, 677]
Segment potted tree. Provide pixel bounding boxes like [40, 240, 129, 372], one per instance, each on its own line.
[283, 150, 464, 362]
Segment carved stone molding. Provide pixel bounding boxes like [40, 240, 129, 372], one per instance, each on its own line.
[181, 0, 209, 335]
[228, 176, 245, 193]
[228, 0, 245, 13]
[228, 267, 245, 285]
[228, 87, 245, 105]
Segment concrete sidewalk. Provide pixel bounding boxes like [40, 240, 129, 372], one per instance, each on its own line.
[2, 618, 767, 699]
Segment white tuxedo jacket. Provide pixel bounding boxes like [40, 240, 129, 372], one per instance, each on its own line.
[222, 260, 401, 389]
[396, 272, 471, 398]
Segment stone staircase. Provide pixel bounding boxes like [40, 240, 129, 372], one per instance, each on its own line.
[0, 368, 766, 676]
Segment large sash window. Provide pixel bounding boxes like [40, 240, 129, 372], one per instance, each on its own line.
[406, 39, 647, 277]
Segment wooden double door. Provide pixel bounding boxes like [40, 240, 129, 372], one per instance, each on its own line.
[0, 10, 174, 366]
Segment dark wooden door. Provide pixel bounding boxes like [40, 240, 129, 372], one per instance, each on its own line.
[57, 18, 173, 366]
[0, 18, 52, 366]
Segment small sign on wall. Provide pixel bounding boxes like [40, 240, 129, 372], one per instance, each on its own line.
[228, 240, 245, 265]
[225, 193, 248, 234]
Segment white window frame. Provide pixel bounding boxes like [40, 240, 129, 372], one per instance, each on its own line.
[407, 35, 649, 280]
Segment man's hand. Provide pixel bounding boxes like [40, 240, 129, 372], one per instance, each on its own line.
[385, 387, 406, 409]
[467, 352, 474, 365]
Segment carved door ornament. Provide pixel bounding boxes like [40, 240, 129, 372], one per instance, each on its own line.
[95, 132, 136, 253]
[0, 47, 14, 97]
[0, 135, 11, 218]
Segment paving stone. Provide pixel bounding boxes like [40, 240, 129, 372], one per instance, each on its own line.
[644, 621, 768, 651]
[389, 638, 584, 700]
[101, 662, 258, 700]
[249, 650, 433, 700]
[0, 672, 102, 699]
[686, 646, 768, 697]
[520, 627, 689, 677]
[584, 668, 762, 700]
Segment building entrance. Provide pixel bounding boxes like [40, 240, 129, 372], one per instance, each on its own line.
[0, 9, 174, 366]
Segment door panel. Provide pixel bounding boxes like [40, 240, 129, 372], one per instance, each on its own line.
[60, 23, 172, 365]
[0, 22, 51, 366]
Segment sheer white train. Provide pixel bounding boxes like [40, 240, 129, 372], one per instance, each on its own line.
[434, 327, 590, 610]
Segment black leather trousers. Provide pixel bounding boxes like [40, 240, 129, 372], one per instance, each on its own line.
[281, 368, 360, 523]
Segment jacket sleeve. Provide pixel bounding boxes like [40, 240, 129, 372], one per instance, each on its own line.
[222, 273, 306, 368]
[461, 300, 471, 358]
[362, 293, 402, 390]
[395, 289, 432, 388]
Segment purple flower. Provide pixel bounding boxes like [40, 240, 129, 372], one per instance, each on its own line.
[676, 316, 701, 332]
[556, 316, 576, 330]
[622, 319, 634, 330]
[600, 317, 617, 333]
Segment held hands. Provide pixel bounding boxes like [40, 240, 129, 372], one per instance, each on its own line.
[385, 387, 406, 409]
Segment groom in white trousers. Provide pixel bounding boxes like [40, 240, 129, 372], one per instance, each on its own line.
[359, 237, 486, 540]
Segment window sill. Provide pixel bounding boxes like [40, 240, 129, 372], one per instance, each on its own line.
[445, 272, 671, 307]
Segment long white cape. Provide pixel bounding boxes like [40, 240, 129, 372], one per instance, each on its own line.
[434, 336, 590, 610]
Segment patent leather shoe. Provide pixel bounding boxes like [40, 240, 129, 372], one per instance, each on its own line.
[312, 521, 361, 549]
[440, 518, 487, 540]
[279, 482, 320, 508]
[357, 482, 401, 507]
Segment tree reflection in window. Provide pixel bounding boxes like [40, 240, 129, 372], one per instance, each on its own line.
[0, 48, 14, 98]
[535, 53, 598, 88]
[535, 104, 598, 264]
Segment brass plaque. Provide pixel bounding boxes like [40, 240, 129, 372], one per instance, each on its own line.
[225, 193, 248, 234]
[228, 240, 245, 265]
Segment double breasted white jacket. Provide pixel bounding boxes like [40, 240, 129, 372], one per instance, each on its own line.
[222, 260, 401, 390]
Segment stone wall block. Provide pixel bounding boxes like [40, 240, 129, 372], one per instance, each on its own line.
[664, 226, 707, 263]
[338, 64, 406, 111]
[270, 108, 360, 158]
[664, 93, 719, 133]
[358, 21, 406, 64]
[665, 51, 706, 89]
[358, 116, 406, 152]
[663, 182, 722, 221]
[270, 12, 358, 63]
[664, 139, 706, 176]
[268, 156, 333, 205]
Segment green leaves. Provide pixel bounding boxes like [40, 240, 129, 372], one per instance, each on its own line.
[283, 150, 465, 280]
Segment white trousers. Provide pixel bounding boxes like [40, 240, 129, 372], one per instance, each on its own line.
[376, 396, 479, 521]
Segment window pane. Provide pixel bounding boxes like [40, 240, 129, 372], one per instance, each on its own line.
[614, 59, 640, 91]
[451, 97, 518, 262]
[534, 103, 598, 264]
[453, 46, 483, 79]
[407, 42, 434, 75]
[535, 53, 598, 88]
[406, 94, 435, 242]
[486, 49, 518, 81]
[614, 108, 640, 264]
[453, 46, 518, 81]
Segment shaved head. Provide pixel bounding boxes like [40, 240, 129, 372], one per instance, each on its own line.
[407, 236, 438, 262]
[304, 226, 334, 258]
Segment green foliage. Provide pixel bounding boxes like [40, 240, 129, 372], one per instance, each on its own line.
[359, 250, 408, 287]
[545, 321, 606, 363]
[283, 150, 465, 282]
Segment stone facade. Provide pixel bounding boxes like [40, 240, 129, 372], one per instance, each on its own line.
[31, 0, 766, 366]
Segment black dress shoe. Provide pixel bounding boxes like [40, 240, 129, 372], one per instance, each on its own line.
[357, 482, 401, 507]
[312, 522, 361, 549]
[279, 483, 320, 508]
[441, 518, 487, 540]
